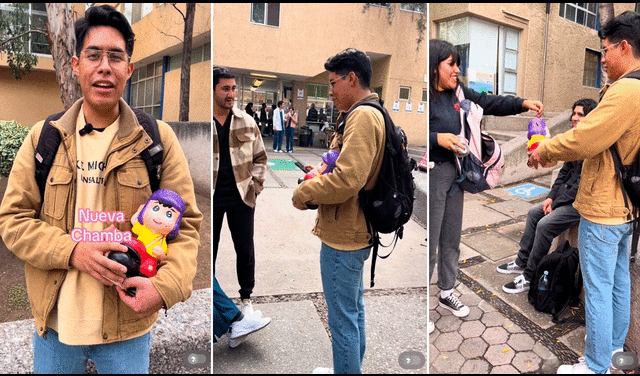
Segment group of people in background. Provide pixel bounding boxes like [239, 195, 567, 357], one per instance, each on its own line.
[245, 101, 299, 153]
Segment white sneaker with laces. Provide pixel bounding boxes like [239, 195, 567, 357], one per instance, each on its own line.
[496, 260, 525, 274]
[230, 311, 271, 339]
[502, 274, 530, 294]
[241, 299, 254, 316]
[428, 320, 435, 334]
[557, 357, 609, 374]
[312, 367, 334, 374]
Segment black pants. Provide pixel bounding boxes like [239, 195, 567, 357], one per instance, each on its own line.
[213, 196, 255, 300]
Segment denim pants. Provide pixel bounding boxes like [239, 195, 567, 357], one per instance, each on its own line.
[516, 203, 581, 281]
[213, 274, 242, 339]
[33, 329, 151, 374]
[272, 130, 284, 151]
[320, 243, 370, 374]
[579, 217, 631, 374]
[429, 160, 463, 290]
[285, 127, 295, 152]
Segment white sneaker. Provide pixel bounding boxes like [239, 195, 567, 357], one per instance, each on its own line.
[557, 357, 610, 374]
[312, 367, 334, 374]
[428, 320, 435, 334]
[279, 150, 283, 153]
[230, 311, 271, 339]
[273, 149, 278, 153]
[502, 274, 530, 294]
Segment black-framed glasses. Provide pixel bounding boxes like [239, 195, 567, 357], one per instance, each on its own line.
[329, 74, 349, 89]
[80, 48, 129, 66]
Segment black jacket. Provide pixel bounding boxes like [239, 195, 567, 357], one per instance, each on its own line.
[548, 161, 582, 209]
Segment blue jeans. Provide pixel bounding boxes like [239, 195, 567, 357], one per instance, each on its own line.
[579, 218, 632, 374]
[272, 130, 284, 151]
[320, 243, 370, 374]
[285, 127, 295, 152]
[213, 274, 242, 339]
[33, 329, 151, 374]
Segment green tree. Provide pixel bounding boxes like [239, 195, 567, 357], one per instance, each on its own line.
[0, 3, 44, 79]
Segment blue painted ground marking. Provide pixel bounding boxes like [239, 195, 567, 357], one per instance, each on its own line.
[505, 184, 549, 199]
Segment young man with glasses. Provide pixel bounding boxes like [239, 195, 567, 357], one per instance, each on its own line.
[529, 11, 640, 374]
[292, 48, 385, 374]
[0, 5, 202, 373]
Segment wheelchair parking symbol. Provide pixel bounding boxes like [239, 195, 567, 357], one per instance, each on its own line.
[506, 184, 549, 199]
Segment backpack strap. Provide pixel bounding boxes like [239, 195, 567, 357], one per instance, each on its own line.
[35, 112, 66, 203]
[132, 108, 163, 192]
[35, 108, 164, 202]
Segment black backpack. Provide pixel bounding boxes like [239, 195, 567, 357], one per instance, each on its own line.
[527, 240, 584, 323]
[35, 107, 164, 202]
[339, 101, 417, 287]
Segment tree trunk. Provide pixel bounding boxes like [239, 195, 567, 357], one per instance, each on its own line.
[45, 3, 81, 110]
[598, 3, 615, 87]
[178, 3, 196, 122]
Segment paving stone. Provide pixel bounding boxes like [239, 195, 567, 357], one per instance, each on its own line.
[459, 320, 486, 339]
[459, 337, 488, 359]
[481, 326, 509, 345]
[508, 332, 535, 351]
[502, 318, 525, 334]
[540, 358, 562, 374]
[433, 331, 464, 352]
[533, 341, 556, 360]
[429, 343, 440, 365]
[512, 351, 542, 373]
[490, 364, 520, 373]
[459, 290, 483, 307]
[485, 344, 515, 366]
[481, 310, 507, 327]
[478, 299, 497, 313]
[460, 358, 490, 374]
[435, 314, 462, 333]
[460, 306, 483, 322]
[431, 351, 465, 374]
[429, 309, 441, 323]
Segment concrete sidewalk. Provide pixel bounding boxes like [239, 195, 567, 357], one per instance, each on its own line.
[213, 144, 429, 373]
[428, 172, 599, 374]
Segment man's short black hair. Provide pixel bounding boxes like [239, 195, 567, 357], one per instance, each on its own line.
[213, 66, 235, 90]
[75, 5, 135, 57]
[277, 100, 283, 107]
[572, 98, 598, 116]
[324, 48, 372, 89]
[598, 11, 640, 59]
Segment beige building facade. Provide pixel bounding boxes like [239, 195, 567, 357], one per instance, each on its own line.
[213, 3, 428, 146]
[0, 3, 211, 127]
[429, 3, 637, 113]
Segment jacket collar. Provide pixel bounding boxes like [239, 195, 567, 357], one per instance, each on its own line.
[51, 98, 143, 141]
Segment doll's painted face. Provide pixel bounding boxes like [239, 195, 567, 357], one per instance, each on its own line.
[142, 200, 180, 236]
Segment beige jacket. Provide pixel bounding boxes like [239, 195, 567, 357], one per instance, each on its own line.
[292, 94, 385, 251]
[537, 65, 640, 224]
[0, 98, 202, 342]
[212, 107, 268, 208]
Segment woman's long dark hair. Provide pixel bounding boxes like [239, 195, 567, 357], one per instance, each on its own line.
[429, 39, 461, 102]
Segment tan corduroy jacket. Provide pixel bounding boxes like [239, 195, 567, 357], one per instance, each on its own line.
[212, 107, 268, 208]
[537, 65, 640, 224]
[0, 98, 202, 342]
[292, 93, 385, 251]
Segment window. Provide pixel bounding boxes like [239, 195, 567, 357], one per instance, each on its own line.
[636, 3, 640, 14]
[499, 27, 519, 95]
[168, 42, 212, 71]
[559, 3, 598, 29]
[583, 49, 601, 88]
[123, 3, 153, 25]
[422, 89, 428, 102]
[251, 3, 280, 27]
[306, 83, 329, 100]
[400, 3, 425, 13]
[129, 61, 163, 119]
[399, 86, 411, 101]
[0, 3, 50, 55]
[367, 3, 391, 8]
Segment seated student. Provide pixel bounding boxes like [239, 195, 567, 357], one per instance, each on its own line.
[497, 98, 597, 294]
[213, 275, 271, 348]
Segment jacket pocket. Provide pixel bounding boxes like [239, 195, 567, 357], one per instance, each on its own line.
[234, 131, 256, 163]
[43, 166, 73, 221]
[116, 160, 151, 217]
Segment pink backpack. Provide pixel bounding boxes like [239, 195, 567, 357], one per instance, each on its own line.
[453, 86, 505, 193]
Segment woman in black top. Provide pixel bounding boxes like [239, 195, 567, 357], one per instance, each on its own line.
[428, 39, 543, 324]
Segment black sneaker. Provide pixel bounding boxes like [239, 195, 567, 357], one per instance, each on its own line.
[438, 294, 470, 317]
[502, 274, 530, 294]
[496, 260, 525, 274]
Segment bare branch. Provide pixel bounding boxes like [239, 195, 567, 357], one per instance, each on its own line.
[172, 3, 186, 21]
[0, 29, 48, 49]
